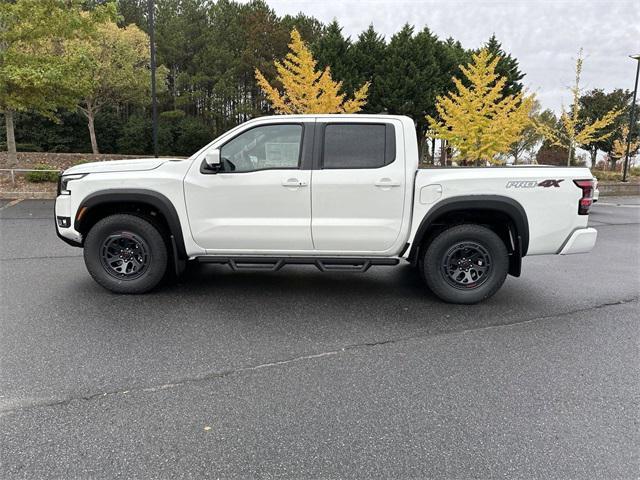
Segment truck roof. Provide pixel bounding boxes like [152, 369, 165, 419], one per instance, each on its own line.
[247, 113, 413, 122]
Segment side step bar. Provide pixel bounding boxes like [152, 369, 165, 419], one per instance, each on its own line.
[195, 256, 400, 273]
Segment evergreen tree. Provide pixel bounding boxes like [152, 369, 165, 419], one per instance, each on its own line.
[350, 25, 387, 113]
[281, 13, 324, 45]
[312, 21, 356, 95]
[116, 0, 147, 29]
[482, 34, 524, 97]
[536, 139, 570, 166]
[437, 38, 470, 93]
[154, 0, 210, 113]
[377, 25, 443, 156]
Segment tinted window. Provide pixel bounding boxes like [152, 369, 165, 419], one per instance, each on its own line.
[221, 124, 302, 172]
[323, 124, 387, 169]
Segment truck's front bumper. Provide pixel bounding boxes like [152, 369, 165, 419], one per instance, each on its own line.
[54, 195, 82, 247]
[559, 227, 598, 255]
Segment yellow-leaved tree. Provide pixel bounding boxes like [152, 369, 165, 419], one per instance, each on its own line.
[427, 49, 535, 165]
[611, 125, 639, 164]
[535, 50, 622, 166]
[255, 29, 369, 114]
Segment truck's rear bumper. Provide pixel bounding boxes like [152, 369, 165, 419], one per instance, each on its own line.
[559, 227, 598, 255]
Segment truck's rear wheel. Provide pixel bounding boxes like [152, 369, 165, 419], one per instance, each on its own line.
[421, 224, 508, 304]
[83, 214, 168, 294]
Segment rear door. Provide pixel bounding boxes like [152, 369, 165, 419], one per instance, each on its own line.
[311, 119, 406, 252]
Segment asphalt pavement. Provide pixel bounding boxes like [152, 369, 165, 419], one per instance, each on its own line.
[1, 197, 638, 478]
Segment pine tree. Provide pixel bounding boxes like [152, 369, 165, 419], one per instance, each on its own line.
[313, 21, 355, 94]
[280, 13, 324, 48]
[376, 24, 443, 159]
[427, 49, 535, 165]
[482, 34, 524, 97]
[254, 29, 369, 114]
[350, 25, 387, 113]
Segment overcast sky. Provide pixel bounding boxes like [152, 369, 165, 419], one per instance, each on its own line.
[258, 0, 640, 113]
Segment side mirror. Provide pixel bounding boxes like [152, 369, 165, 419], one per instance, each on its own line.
[204, 149, 221, 170]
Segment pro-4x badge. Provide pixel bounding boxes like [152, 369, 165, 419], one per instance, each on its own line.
[506, 179, 564, 188]
[537, 179, 564, 188]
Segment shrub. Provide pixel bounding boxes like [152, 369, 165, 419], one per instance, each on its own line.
[118, 114, 152, 155]
[94, 108, 124, 154]
[5, 110, 90, 153]
[157, 111, 212, 156]
[0, 142, 43, 152]
[175, 117, 212, 156]
[594, 166, 639, 182]
[49, 144, 69, 153]
[25, 163, 59, 183]
[593, 171, 618, 181]
[595, 160, 608, 170]
[160, 109, 186, 121]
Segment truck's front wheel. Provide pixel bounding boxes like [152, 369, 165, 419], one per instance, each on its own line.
[83, 214, 168, 294]
[421, 224, 508, 304]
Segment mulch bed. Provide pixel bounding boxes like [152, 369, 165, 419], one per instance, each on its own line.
[0, 152, 156, 198]
[0, 152, 153, 170]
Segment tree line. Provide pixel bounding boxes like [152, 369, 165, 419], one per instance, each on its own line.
[1, 0, 637, 167]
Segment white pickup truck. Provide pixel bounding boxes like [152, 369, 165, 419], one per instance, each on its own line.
[55, 114, 597, 303]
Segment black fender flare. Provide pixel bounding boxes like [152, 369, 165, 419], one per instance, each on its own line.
[408, 195, 529, 271]
[75, 189, 187, 259]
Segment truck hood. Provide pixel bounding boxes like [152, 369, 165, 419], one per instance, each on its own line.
[63, 158, 179, 175]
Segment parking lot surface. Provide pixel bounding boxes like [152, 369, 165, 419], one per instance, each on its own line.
[1, 198, 639, 478]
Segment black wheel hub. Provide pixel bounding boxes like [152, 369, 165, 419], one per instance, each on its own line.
[442, 241, 492, 289]
[100, 232, 150, 280]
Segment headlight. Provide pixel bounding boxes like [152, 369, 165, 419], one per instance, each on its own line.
[59, 173, 87, 195]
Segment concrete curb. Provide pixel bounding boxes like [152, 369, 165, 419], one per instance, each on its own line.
[598, 182, 640, 196]
[0, 191, 56, 200]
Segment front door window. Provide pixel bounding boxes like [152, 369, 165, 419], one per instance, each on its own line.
[220, 124, 302, 173]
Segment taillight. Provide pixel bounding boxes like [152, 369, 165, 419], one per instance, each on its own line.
[573, 179, 594, 215]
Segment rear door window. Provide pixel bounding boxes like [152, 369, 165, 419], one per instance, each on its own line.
[322, 124, 394, 169]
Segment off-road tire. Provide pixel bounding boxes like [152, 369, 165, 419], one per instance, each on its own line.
[421, 224, 509, 304]
[83, 214, 168, 294]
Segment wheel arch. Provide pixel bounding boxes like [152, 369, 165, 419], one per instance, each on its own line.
[74, 189, 187, 259]
[408, 195, 529, 276]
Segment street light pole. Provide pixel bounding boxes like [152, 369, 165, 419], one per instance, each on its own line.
[148, 0, 158, 158]
[622, 54, 640, 182]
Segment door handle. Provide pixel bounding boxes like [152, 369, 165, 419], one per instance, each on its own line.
[375, 178, 401, 187]
[282, 178, 308, 187]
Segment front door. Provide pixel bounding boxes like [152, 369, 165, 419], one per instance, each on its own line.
[184, 122, 314, 252]
[311, 120, 406, 252]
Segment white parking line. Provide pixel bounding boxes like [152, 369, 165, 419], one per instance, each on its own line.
[595, 202, 640, 208]
[0, 199, 22, 211]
